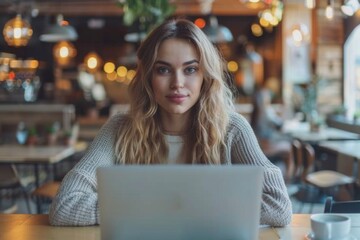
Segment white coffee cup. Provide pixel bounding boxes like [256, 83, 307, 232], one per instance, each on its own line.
[310, 213, 351, 240]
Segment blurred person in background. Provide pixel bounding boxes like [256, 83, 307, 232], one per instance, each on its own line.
[251, 82, 294, 182]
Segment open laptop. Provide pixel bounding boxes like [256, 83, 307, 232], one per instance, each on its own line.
[97, 165, 264, 240]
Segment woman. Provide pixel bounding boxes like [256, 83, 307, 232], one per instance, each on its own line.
[49, 19, 292, 227]
[251, 84, 294, 182]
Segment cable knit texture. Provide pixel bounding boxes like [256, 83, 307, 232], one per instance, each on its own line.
[49, 112, 292, 226]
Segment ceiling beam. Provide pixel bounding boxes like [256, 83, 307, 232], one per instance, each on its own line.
[0, 0, 267, 16]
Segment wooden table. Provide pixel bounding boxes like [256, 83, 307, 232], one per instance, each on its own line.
[318, 140, 360, 160]
[0, 143, 87, 186]
[0, 143, 87, 213]
[282, 121, 360, 143]
[319, 140, 360, 181]
[1, 214, 360, 240]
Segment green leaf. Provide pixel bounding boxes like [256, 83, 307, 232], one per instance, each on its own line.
[123, 10, 136, 26]
[119, 0, 176, 33]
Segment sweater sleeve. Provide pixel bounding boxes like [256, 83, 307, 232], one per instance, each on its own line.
[49, 114, 124, 226]
[228, 113, 292, 227]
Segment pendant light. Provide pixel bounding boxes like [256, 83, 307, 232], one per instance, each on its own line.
[40, 14, 78, 42]
[202, 15, 233, 43]
[3, 14, 33, 47]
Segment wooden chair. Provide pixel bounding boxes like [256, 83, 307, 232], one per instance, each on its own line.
[291, 139, 305, 184]
[324, 196, 360, 213]
[32, 181, 61, 213]
[0, 165, 32, 213]
[291, 140, 355, 213]
[305, 143, 355, 198]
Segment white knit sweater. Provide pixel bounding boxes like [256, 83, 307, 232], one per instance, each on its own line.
[49, 112, 292, 226]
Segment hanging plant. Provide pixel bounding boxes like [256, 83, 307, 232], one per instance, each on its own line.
[117, 0, 176, 34]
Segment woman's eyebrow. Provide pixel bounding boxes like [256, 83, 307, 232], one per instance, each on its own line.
[154, 60, 171, 66]
[183, 60, 199, 66]
[154, 59, 199, 66]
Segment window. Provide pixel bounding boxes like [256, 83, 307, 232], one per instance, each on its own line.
[344, 25, 360, 119]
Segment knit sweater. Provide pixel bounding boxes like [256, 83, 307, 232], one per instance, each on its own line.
[49, 112, 292, 226]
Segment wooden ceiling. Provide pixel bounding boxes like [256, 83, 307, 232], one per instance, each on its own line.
[0, 0, 268, 17]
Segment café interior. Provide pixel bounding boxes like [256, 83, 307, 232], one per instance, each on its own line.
[1, 0, 360, 238]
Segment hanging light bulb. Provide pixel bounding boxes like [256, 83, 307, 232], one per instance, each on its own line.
[84, 52, 102, 73]
[3, 14, 33, 47]
[325, 0, 334, 20]
[305, 0, 316, 9]
[53, 41, 77, 66]
[289, 24, 310, 46]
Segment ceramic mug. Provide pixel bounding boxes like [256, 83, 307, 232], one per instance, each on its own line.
[310, 213, 351, 240]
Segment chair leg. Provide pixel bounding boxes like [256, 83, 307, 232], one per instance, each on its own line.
[297, 202, 304, 213]
[346, 183, 355, 200]
[309, 203, 314, 213]
[22, 190, 32, 214]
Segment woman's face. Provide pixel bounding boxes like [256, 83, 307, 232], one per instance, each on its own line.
[151, 38, 204, 117]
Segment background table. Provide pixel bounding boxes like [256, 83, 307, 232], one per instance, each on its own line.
[1, 214, 360, 240]
[282, 121, 360, 143]
[318, 140, 360, 161]
[0, 143, 87, 213]
[319, 140, 360, 196]
[0, 143, 87, 187]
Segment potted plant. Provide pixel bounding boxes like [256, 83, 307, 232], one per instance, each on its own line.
[63, 124, 79, 146]
[353, 110, 360, 123]
[26, 127, 38, 146]
[46, 122, 60, 145]
[300, 76, 324, 132]
[117, 0, 176, 34]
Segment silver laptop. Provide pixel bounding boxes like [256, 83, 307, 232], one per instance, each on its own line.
[97, 165, 264, 240]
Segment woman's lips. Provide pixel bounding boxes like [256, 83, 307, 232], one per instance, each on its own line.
[166, 94, 188, 104]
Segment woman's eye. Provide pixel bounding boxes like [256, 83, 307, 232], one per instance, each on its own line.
[185, 66, 198, 74]
[156, 66, 170, 74]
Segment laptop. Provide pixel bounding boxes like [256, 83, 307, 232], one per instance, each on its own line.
[97, 165, 264, 240]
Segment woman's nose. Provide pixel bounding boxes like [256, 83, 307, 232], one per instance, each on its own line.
[170, 71, 185, 89]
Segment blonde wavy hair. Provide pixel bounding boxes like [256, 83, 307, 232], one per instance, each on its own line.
[115, 19, 234, 165]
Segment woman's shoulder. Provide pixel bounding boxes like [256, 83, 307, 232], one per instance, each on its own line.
[228, 111, 250, 128]
[226, 111, 255, 138]
[106, 113, 129, 126]
[97, 113, 129, 134]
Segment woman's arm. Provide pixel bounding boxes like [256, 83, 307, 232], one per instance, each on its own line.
[49, 168, 100, 226]
[49, 114, 124, 226]
[228, 113, 292, 226]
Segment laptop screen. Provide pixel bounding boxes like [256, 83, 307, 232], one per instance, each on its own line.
[97, 165, 264, 240]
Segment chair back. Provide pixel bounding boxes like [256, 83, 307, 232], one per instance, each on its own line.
[0, 165, 20, 188]
[303, 143, 315, 176]
[324, 196, 360, 213]
[291, 140, 315, 183]
[291, 139, 303, 182]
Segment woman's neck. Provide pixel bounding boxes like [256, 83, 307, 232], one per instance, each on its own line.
[160, 112, 192, 136]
